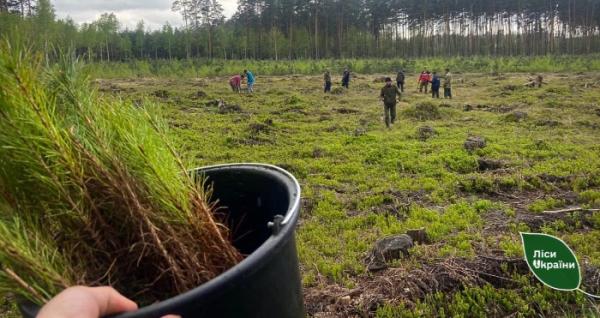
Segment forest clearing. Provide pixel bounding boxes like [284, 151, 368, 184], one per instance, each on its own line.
[82, 71, 600, 316]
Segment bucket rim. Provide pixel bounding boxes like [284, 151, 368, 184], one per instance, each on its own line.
[194, 163, 301, 226]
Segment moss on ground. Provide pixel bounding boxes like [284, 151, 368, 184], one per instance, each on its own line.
[88, 72, 600, 316]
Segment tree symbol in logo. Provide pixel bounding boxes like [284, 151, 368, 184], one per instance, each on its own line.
[521, 232, 599, 298]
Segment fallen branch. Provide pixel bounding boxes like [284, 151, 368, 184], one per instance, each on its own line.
[543, 207, 600, 214]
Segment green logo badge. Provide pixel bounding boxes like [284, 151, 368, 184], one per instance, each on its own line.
[520, 232, 600, 298]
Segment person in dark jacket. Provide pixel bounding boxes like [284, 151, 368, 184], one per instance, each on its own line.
[430, 72, 441, 98]
[342, 68, 350, 89]
[396, 69, 405, 92]
[379, 77, 402, 128]
[324, 70, 332, 93]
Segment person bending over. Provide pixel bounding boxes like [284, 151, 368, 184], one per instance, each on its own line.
[229, 74, 244, 93]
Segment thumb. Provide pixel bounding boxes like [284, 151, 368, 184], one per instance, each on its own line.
[89, 287, 138, 316]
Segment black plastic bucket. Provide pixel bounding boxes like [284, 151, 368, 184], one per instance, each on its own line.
[19, 163, 304, 318]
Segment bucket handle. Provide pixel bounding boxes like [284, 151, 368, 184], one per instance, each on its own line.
[267, 215, 285, 235]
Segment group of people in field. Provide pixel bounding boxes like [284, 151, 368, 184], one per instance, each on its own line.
[377, 68, 452, 128]
[229, 69, 255, 93]
[226, 66, 453, 129]
[417, 69, 453, 99]
[323, 68, 351, 92]
[324, 67, 453, 128]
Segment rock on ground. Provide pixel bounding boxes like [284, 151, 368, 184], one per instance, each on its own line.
[367, 234, 414, 271]
[464, 136, 487, 152]
[417, 126, 436, 141]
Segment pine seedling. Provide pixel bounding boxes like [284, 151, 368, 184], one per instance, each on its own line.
[0, 40, 242, 304]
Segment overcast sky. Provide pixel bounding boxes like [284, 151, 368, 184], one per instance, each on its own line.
[52, 0, 238, 31]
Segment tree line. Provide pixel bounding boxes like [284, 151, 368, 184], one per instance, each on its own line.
[1, 0, 599, 61]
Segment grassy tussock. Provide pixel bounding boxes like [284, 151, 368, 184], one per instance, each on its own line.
[0, 42, 241, 304]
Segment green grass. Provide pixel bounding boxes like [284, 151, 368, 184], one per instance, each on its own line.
[375, 282, 595, 317]
[579, 190, 600, 208]
[91, 69, 600, 316]
[99, 69, 600, 315]
[528, 198, 567, 213]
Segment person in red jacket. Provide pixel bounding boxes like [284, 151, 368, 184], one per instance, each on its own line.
[418, 71, 431, 93]
[229, 74, 244, 93]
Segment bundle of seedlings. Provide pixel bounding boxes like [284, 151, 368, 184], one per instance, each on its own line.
[0, 42, 242, 305]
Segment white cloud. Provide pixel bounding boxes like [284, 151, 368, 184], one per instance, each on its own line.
[52, 0, 238, 30]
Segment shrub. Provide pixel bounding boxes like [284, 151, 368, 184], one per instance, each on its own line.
[528, 198, 566, 213]
[403, 101, 441, 121]
[331, 86, 345, 95]
[442, 151, 478, 174]
[578, 190, 600, 208]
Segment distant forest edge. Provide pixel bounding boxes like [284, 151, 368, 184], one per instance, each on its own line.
[87, 56, 600, 78]
[1, 0, 600, 61]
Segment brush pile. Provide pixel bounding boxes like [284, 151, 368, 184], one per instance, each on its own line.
[0, 42, 241, 304]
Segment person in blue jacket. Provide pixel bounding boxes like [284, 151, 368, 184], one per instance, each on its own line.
[244, 69, 255, 93]
[430, 71, 441, 98]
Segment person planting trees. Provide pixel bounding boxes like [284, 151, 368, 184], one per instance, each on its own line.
[342, 67, 350, 89]
[431, 71, 441, 98]
[396, 69, 405, 92]
[229, 74, 244, 93]
[418, 70, 431, 93]
[244, 69, 255, 93]
[442, 68, 453, 99]
[379, 77, 402, 129]
[324, 70, 332, 93]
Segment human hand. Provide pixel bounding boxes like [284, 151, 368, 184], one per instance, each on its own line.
[37, 286, 180, 318]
